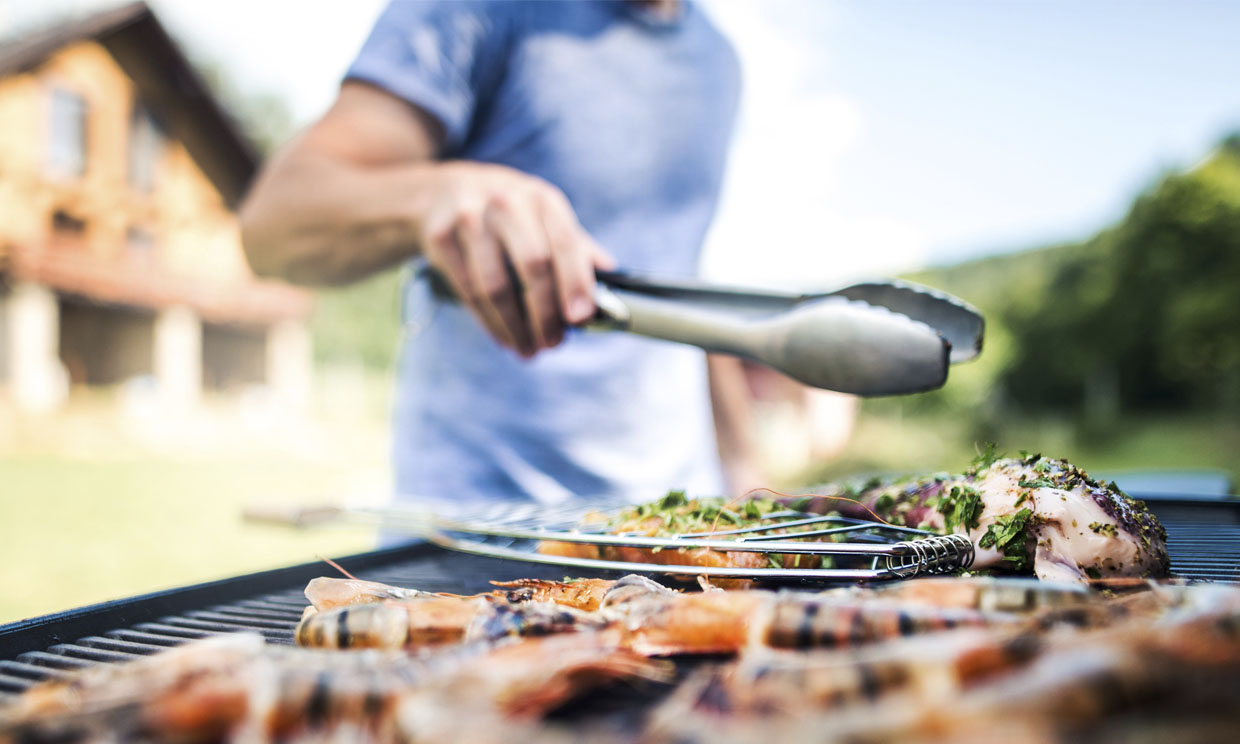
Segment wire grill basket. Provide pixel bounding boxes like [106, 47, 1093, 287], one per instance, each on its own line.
[329, 497, 976, 583]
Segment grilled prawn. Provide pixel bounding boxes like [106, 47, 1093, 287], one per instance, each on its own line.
[0, 632, 265, 742]
[295, 574, 678, 651]
[303, 576, 624, 616]
[488, 577, 620, 610]
[295, 596, 608, 650]
[609, 588, 1023, 656]
[652, 626, 1039, 725]
[643, 583, 1240, 744]
[0, 632, 670, 743]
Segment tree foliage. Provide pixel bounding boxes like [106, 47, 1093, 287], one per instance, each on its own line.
[915, 134, 1240, 420]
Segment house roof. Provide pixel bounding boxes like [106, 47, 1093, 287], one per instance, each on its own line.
[0, 1, 258, 209]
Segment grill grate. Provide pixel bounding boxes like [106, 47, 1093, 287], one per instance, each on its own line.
[1164, 521, 1240, 582]
[0, 500, 1235, 702]
[0, 549, 583, 700]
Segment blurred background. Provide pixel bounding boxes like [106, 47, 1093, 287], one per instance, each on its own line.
[0, 0, 1237, 622]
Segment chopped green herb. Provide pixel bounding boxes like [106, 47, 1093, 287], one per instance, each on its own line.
[657, 490, 687, 509]
[969, 442, 1003, 473]
[938, 485, 984, 533]
[978, 508, 1035, 572]
[1017, 478, 1055, 489]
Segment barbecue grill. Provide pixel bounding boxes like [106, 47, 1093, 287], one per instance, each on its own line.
[1, 493, 1236, 704]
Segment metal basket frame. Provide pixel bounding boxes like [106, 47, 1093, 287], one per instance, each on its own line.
[349, 497, 975, 583]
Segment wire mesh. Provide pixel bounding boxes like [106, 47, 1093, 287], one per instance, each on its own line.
[353, 496, 976, 582]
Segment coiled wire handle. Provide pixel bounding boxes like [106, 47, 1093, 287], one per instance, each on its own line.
[885, 534, 975, 577]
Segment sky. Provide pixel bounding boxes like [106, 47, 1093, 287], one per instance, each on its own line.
[4, 0, 1238, 288]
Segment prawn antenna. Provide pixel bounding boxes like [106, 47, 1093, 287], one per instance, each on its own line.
[744, 486, 901, 528]
[317, 554, 360, 580]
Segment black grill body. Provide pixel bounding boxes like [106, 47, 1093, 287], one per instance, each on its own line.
[1, 495, 1236, 701]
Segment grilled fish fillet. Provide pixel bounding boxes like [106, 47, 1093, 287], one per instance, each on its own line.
[800, 454, 1169, 583]
[543, 454, 1169, 584]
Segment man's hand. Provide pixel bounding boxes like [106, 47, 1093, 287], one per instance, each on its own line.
[418, 162, 615, 356]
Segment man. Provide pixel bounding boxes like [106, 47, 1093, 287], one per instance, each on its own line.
[240, 0, 760, 513]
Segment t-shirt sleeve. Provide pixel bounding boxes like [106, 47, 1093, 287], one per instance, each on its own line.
[345, 1, 512, 150]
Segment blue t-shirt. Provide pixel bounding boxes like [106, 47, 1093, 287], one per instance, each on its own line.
[348, 0, 740, 512]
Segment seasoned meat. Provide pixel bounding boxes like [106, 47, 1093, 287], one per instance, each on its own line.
[804, 453, 1169, 583]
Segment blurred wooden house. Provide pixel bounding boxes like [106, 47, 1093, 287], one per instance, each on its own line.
[0, 2, 311, 413]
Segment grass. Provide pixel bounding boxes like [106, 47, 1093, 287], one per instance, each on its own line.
[0, 454, 380, 624]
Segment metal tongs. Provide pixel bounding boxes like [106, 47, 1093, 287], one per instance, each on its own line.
[429, 268, 983, 396]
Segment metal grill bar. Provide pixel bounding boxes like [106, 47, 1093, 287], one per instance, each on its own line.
[76, 636, 165, 655]
[47, 644, 142, 663]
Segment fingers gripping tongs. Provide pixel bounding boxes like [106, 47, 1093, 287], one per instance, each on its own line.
[587, 270, 984, 397]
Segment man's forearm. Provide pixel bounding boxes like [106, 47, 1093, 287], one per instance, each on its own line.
[243, 82, 610, 353]
[240, 147, 431, 287]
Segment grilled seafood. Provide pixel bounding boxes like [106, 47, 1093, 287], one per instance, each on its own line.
[489, 577, 620, 611]
[643, 583, 1240, 744]
[295, 595, 609, 650]
[608, 587, 1023, 656]
[537, 490, 823, 579]
[866, 575, 1091, 612]
[296, 577, 1023, 656]
[400, 631, 672, 720]
[655, 626, 1039, 723]
[539, 454, 1169, 585]
[303, 576, 624, 616]
[801, 453, 1170, 583]
[0, 633, 265, 743]
[295, 574, 678, 651]
[7, 578, 1237, 744]
[0, 632, 668, 743]
[296, 597, 486, 649]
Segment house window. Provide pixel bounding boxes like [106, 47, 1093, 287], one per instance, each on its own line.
[50, 209, 87, 251]
[128, 104, 162, 192]
[126, 226, 155, 259]
[47, 87, 88, 178]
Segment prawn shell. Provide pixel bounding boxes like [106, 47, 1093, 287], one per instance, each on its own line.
[294, 599, 482, 649]
[874, 577, 1091, 613]
[622, 591, 771, 656]
[764, 597, 1015, 650]
[489, 578, 615, 611]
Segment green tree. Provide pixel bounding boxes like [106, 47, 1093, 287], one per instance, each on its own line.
[1000, 135, 1240, 415]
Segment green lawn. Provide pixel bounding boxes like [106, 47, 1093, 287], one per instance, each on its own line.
[0, 455, 379, 624]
